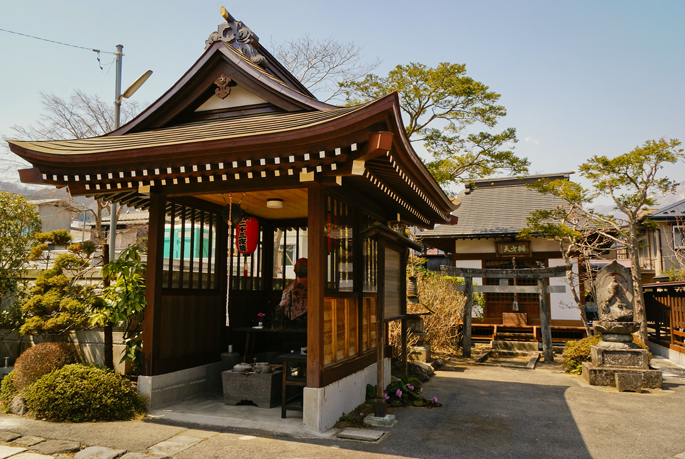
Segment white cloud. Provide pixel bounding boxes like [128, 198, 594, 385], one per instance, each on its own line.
[524, 136, 540, 145]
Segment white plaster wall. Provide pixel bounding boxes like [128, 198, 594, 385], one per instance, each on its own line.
[455, 239, 494, 254]
[303, 358, 391, 433]
[531, 238, 560, 252]
[548, 258, 580, 321]
[196, 85, 268, 111]
[454, 260, 483, 317]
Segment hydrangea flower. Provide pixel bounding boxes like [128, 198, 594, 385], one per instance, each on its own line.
[407, 384, 414, 390]
[419, 388, 423, 393]
[432, 397, 438, 403]
[396, 389, 402, 397]
[384, 393, 390, 400]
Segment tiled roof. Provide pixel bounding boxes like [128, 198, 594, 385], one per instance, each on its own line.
[648, 198, 685, 221]
[420, 175, 569, 238]
[8, 104, 368, 156]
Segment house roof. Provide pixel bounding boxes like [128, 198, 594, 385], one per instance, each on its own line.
[645, 198, 685, 222]
[28, 199, 80, 212]
[420, 172, 573, 241]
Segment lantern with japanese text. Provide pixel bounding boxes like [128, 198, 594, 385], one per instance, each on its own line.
[235, 216, 259, 254]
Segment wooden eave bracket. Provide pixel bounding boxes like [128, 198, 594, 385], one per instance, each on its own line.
[322, 131, 394, 178]
[18, 168, 45, 185]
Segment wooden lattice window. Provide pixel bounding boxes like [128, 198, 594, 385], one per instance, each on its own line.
[362, 296, 378, 352]
[323, 298, 359, 365]
[163, 202, 220, 290]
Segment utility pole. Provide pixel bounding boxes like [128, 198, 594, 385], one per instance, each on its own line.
[108, 44, 123, 264]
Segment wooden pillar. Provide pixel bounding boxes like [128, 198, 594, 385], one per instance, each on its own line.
[401, 317, 407, 376]
[306, 183, 325, 388]
[538, 277, 553, 362]
[462, 277, 473, 358]
[375, 291, 386, 417]
[142, 194, 166, 376]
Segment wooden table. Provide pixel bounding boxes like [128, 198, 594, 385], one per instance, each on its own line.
[234, 327, 306, 363]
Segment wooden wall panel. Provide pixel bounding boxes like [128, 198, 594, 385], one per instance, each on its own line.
[158, 292, 223, 361]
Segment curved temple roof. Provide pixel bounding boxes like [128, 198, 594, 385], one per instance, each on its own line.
[7, 12, 455, 228]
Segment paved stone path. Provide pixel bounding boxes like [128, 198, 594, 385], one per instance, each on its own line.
[0, 429, 218, 458]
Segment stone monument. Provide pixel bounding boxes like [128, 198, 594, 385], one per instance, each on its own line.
[582, 261, 662, 391]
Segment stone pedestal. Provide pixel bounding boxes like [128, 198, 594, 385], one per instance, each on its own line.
[582, 329, 662, 390]
[591, 345, 649, 369]
[581, 362, 662, 389]
[222, 370, 282, 408]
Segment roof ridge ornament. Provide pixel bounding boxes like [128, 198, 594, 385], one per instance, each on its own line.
[206, 7, 267, 68]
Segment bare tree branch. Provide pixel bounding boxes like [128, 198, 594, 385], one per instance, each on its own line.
[270, 35, 381, 102]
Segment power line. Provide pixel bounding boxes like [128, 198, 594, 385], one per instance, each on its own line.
[0, 27, 115, 54]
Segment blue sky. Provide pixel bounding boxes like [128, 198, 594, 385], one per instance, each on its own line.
[1, 0, 684, 205]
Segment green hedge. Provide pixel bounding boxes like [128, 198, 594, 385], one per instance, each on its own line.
[0, 372, 16, 407]
[24, 364, 147, 422]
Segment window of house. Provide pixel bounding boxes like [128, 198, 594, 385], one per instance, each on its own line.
[674, 226, 685, 249]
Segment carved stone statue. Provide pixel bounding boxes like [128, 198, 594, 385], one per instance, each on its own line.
[206, 7, 267, 68]
[592, 261, 639, 339]
[596, 262, 634, 322]
[582, 260, 662, 391]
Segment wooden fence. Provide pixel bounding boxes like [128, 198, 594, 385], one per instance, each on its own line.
[644, 281, 685, 354]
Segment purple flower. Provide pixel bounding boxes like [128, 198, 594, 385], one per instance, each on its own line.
[383, 393, 390, 400]
[257, 312, 265, 318]
[395, 389, 402, 397]
[407, 384, 414, 390]
[383, 386, 386, 391]
[432, 397, 438, 403]
[419, 388, 423, 393]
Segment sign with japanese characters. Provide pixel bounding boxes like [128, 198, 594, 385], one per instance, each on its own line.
[496, 241, 531, 257]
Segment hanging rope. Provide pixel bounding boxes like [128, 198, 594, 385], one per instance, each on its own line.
[223, 192, 247, 326]
[224, 193, 232, 326]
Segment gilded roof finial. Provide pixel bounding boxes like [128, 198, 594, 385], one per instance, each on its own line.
[206, 7, 266, 68]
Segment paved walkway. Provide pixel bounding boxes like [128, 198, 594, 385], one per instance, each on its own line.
[0, 357, 684, 458]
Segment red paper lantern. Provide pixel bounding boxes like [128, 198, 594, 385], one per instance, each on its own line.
[236, 216, 259, 254]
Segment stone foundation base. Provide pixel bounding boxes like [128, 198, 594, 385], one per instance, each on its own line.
[581, 362, 662, 389]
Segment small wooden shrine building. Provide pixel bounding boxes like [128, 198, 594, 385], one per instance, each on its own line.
[7, 11, 454, 431]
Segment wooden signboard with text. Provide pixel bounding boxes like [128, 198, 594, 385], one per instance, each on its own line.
[496, 241, 531, 257]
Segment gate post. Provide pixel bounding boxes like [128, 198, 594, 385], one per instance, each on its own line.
[538, 277, 553, 362]
[463, 277, 473, 358]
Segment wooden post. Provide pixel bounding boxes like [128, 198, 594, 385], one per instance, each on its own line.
[538, 277, 553, 363]
[306, 183, 325, 388]
[374, 241, 386, 418]
[142, 194, 165, 376]
[375, 299, 385, 417]
[462, 277, 473, 358]
[401, 316, 407, 376]
[102, 243, 113, 370]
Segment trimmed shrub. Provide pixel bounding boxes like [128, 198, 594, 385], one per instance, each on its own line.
[562, 335, 602, 374]
[13, 342, 80, 392]
[0, 371, 17, 407]
[24, 364, 147, 422]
